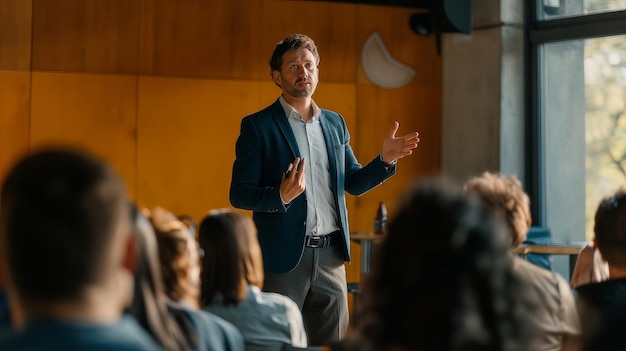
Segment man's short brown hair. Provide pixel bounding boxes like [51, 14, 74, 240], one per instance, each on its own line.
[268, 34, 320, 75]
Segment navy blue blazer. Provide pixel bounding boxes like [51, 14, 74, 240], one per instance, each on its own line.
[230, 99, 395, 273]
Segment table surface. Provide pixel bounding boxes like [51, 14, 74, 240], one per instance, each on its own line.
[514, 241, 590, 255]
[351, 233, 589, 256]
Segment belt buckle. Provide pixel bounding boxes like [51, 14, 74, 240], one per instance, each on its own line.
[306, 235, 324, 248]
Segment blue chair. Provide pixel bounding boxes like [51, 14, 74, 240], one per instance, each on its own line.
[522, 226, 552, 270]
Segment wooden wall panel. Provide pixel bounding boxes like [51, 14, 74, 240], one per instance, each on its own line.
[0, 71, 31, 182]
[32, 0, 139, 73]
[354, 5, 442, 224]
[30, 72, 138, 196]
[0, 0, 33, 70]
[137, 77, 265, 221]
[139, 0, 265, 78]
[16, 0, 442, 308]
[228, 0, 271, 79]
[139, 0, 225, 77]
[139, 0, 358, 81]
[262, 1, 358, 83]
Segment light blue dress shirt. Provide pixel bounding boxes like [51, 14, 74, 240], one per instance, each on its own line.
[279, 96, 340, 237]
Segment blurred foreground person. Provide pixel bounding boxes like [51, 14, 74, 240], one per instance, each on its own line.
[570, 242, 609, 289]
[576, 189, 626, 350]
[128, 205, 197, 351]
[0, 148, 161, 350]
[464, 172, 580, 351]
[149, 207, 244, 351]
[332, 179, 536, 351]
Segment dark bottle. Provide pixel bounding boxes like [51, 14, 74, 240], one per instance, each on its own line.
[373, 201, 387, 235]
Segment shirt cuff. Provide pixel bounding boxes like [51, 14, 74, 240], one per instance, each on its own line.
[379, 153, 397, 167]
[280, 192, 291, 206]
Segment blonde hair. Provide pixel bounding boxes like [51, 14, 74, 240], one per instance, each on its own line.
[464, 172, 531, 247]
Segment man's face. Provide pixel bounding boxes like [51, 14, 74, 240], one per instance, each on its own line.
[273, 48, 319, 99]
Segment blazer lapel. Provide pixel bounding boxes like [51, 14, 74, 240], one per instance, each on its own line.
[271, 100, 300, 158]
[320, 112, 339, 194]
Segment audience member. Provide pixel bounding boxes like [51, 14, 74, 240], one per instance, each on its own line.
[0, 148, 161, 350]
[464, 172, 580, 351]
[128, 204, 196, 351]
[331, 179, 536, 351]
[576, 189, 626, 348]
[198, 209, 308, 348]
[149, 207, 245, 351]
[570, 241, 609, 288]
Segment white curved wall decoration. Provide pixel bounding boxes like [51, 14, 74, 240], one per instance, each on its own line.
[361, 31, 416, 89]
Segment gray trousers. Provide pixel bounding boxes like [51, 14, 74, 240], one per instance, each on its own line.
[263, 243, 349, 347]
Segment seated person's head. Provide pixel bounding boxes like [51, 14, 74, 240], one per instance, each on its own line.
[129, 205, 193, 351]
[347, 179, 534, 351]
[0, 148, 132, 323]
[593, 189, 626, 271]
[198, 209, 263, 306]
[148, 207, 202, 308]
[463, 172, 531, 248]
[129, 205, 166, 311]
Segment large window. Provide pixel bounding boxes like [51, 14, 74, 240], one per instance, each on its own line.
[528, 0, 626, 256]
[540, 0, 626, 20]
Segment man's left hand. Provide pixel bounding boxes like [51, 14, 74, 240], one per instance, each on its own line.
[381, 121, 420, 164]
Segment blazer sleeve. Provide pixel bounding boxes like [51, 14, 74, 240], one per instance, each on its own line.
[229, 117, 287, 213]
[339, 118, 396, 196]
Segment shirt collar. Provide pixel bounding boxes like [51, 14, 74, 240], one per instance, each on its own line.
[278, 95, 321, 122]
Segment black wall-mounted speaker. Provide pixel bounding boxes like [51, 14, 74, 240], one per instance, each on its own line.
[299, 0, 473, 35]
[409, 0, 473, 55]
[413, 0, 473, 35]
[440, 0, 473, 34]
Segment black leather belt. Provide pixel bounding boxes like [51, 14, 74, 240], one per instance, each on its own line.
[305, 231, 341, 248]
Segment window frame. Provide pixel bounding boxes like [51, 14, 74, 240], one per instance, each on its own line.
[525, 1, 626, 226]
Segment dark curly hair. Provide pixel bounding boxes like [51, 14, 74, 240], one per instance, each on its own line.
[335, 179, 536, 351]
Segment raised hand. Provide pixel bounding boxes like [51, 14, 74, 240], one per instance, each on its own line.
[381, 121, 420, 164]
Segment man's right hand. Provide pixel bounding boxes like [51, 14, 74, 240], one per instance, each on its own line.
[280, 157, 306, 204]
